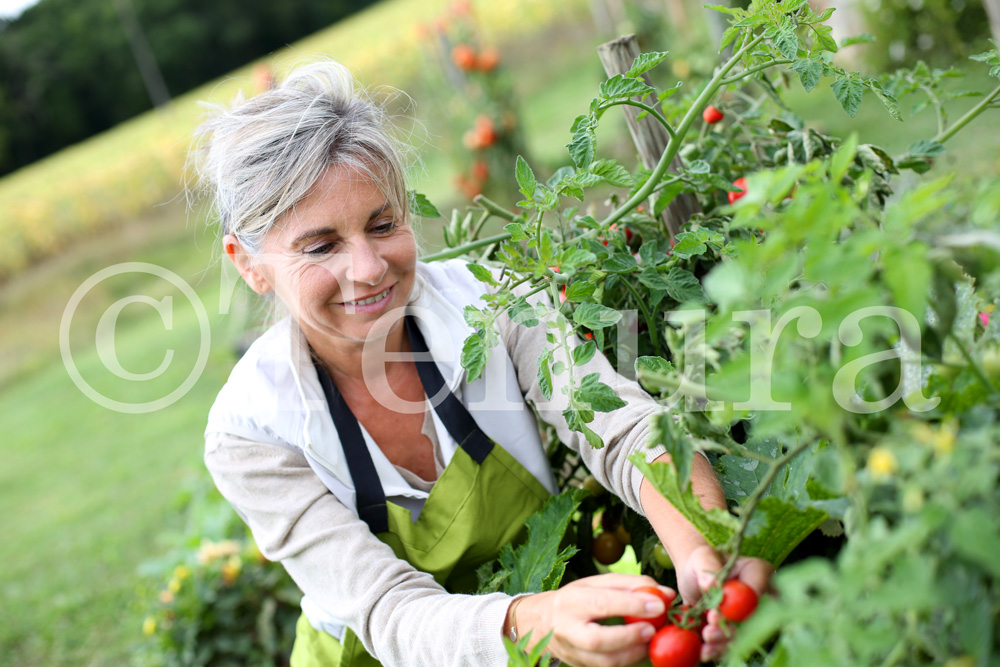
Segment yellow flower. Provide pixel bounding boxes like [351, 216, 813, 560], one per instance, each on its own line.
[867, 447, 898, 480]
[221, 554, 242, 585]
[196, 539, 242, 565]
[168, 577, 182, 594]
[142, 616, 157, 636]
[173, 564, 191, 581]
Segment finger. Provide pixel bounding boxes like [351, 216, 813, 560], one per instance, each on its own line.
[562, 643, 652, 667]
[730, 558, 775, 596]
[581, 572, 662, 590]
[557, 586, 668, 621]
[558, 620, 653, 656]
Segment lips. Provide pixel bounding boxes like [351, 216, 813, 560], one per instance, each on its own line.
[336, 284, 394, 314]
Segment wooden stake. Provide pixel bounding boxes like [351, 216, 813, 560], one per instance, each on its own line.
[597, 34, 699, 240]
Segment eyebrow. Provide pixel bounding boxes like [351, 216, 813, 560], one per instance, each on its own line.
[290, 203, 391, 246]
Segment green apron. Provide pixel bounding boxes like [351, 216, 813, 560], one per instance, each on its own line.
[290, 316, 551, 667]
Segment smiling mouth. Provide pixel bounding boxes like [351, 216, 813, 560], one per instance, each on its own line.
[341, 286, 391, 307]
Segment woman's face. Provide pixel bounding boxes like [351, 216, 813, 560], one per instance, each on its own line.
[239, 164, 417, 349]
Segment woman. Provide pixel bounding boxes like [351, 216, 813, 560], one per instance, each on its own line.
[197, 61, 771, 667]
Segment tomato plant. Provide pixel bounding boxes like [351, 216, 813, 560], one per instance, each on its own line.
[451, 3, 1000, 665]
[648, 624, 702, 667]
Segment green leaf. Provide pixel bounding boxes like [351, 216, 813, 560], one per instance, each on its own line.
[590, 159, 634, 188]
[572, 340, 598, 366]
[564, 407, 603, 448]
[504, 222, 528, 242]
[638, 267, 672, 291]
[704, 3, 738, 15]
[466, 263, 498, 287]
[865, 79, 902, 121]
[599, 74, 655, 101]
[632, 455, 739, 547]
[567, 115, 597, 169]
[515, 155, 537, 200]
[508, 297, 540, 327]
[639, 241, 668, 267]
[671, 231, 710, 258]
[719, 25, 740, 51]
[603, 252, 639, 273]
[832, 76, 864, 117]
[498, 490, 585, 594]
[773, 21, 800, 60]
[791, 58, 823, 92]
[463, 305, 486, 329]
[573, 303, 623, 329]
[461, 332, 491, 382]
[626, 51, 670, 78]
[907, 139, 946, 157]
[882, 245, 930, 322]
[740, 497, 828, 565]
[558, 247, 598, 271]
[537, 349, 553, 401]
[811, 22, 838, 52]
[687, 159, 711, 175]
[407, 190, 441, 218]
[654, 181, 686, 217]
[634, 356, 675, 394]
[840, 33, 876, 47]
[969, 40, 1000, 79]
[665, 267, 706, 303]
[565, 281, 596, 302]
[648, 412, 692, 491]
[830, 133, 858, 181]
[577, 373, 626, 412]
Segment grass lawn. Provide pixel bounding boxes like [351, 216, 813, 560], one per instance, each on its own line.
[1, 11, 998, 666]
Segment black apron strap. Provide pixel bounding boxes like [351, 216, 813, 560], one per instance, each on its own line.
[313, 359, 389, 534]
[311, 315, 496, 533]
[404, 316, 494, 464]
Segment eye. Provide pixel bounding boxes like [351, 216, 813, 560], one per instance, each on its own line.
[371, 219, 398, 235]
[304, 241, 336, 255]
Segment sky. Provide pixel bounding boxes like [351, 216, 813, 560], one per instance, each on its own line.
[0, 0, 39, 18]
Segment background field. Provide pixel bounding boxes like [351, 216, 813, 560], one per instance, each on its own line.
[1, 0, 998, 664]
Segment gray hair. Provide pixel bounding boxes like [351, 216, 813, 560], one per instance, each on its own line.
[192, 60, 411, 257]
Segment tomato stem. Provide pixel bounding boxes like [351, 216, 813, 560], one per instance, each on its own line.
[934, 81, 1000, 145]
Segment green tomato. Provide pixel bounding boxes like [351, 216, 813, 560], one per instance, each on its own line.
[653, 543, 673, 569]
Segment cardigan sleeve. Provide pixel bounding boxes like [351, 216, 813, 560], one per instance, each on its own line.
[203, 432, 513, 667]
[494, 282, 668, 517]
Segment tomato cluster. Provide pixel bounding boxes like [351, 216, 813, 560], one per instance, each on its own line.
[623, 581, 759, 667]
[450, 43, 501, 72]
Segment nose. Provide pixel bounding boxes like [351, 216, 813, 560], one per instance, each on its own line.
[343, 238, 388, 287]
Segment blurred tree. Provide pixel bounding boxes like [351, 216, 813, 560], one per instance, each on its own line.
[0, 0, 374, 176]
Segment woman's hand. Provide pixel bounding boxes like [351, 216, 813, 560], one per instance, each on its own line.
[507, 573, 676, 667]
[677, 545, 774, 662]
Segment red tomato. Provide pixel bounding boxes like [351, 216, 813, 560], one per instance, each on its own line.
[477, 47, 500, 72]
[719, 580, 758, 622]
[702, 105, 724, 124]
[451, 44, 477, 70]
[648, 624, 702, 667]
[728, 177, 748, 205]
[623, 586, 674, 630]
[591, 532, 625, 565]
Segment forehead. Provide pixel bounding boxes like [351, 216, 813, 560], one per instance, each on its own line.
[273, 164, 389, 240]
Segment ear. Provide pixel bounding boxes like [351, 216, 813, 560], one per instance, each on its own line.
[223, 234, 272, 295]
